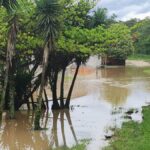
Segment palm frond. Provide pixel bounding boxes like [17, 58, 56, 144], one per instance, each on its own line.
[35, 0, 62, 41]
[0, 0, 18, 12]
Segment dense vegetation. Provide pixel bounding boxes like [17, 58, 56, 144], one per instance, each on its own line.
[125, 18, 150, 55]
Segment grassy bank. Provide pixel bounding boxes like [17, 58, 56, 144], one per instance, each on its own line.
[128, 54, 150, 62]
[143, 69, 150, 74]
[104, 106, 150, 150]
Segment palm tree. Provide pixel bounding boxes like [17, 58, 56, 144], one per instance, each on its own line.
[0, 0, 18, 11]
[34, 0, 62, 130]
[89, 8, 116, 28]
[0, 0, 18, 118]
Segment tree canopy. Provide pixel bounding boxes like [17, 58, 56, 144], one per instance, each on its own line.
[130, 18, 150, 54]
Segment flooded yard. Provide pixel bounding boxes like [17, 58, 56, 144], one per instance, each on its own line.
[0, 60, 150, 150]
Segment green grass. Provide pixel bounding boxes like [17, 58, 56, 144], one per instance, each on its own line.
[143, 69, 150, 75]
[104, 106, 150, 150]
[128, 54, 150, 62]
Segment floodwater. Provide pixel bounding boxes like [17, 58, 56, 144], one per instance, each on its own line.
[0, 57, 150, 150]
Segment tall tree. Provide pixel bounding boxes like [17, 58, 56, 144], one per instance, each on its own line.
[89, 8, 116, 28]
[131, 18, 150, 54]
[34, 0, 62, 130]
[0, 0, 18, 118]
[63, 0, 94, 28]
[124, 18, 139, 28]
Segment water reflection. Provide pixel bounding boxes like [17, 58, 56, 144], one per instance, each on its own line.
[100, 84, 130, 106]
[0, 111, 49, 150]
[100, 67, 126, 79]
[50, 110, 78, 149]
[0, 110, 78, 150]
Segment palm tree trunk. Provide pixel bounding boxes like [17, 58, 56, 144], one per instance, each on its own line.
[9, 72, 15, 119]
[34, 42, 50, 130]
[0, 16, 17, 119]
[7, 18, 17, 119]
[0, 59, 9, 116]
[60, 68, 66, 108]
[65, 62, 80, 109]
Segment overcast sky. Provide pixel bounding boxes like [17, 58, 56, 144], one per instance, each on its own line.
[96, 0, 150, 21]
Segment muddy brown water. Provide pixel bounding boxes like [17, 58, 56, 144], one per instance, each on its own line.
[1, 63, 150, 150]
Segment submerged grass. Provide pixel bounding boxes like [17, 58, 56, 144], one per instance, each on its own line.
[104, 106, 150, 150]
[128, 54, 150, 62]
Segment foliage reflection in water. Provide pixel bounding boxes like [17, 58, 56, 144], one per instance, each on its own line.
[0, 110, 89, 150]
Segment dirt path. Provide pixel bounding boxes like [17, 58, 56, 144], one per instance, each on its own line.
[126, 60, 150, 67]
